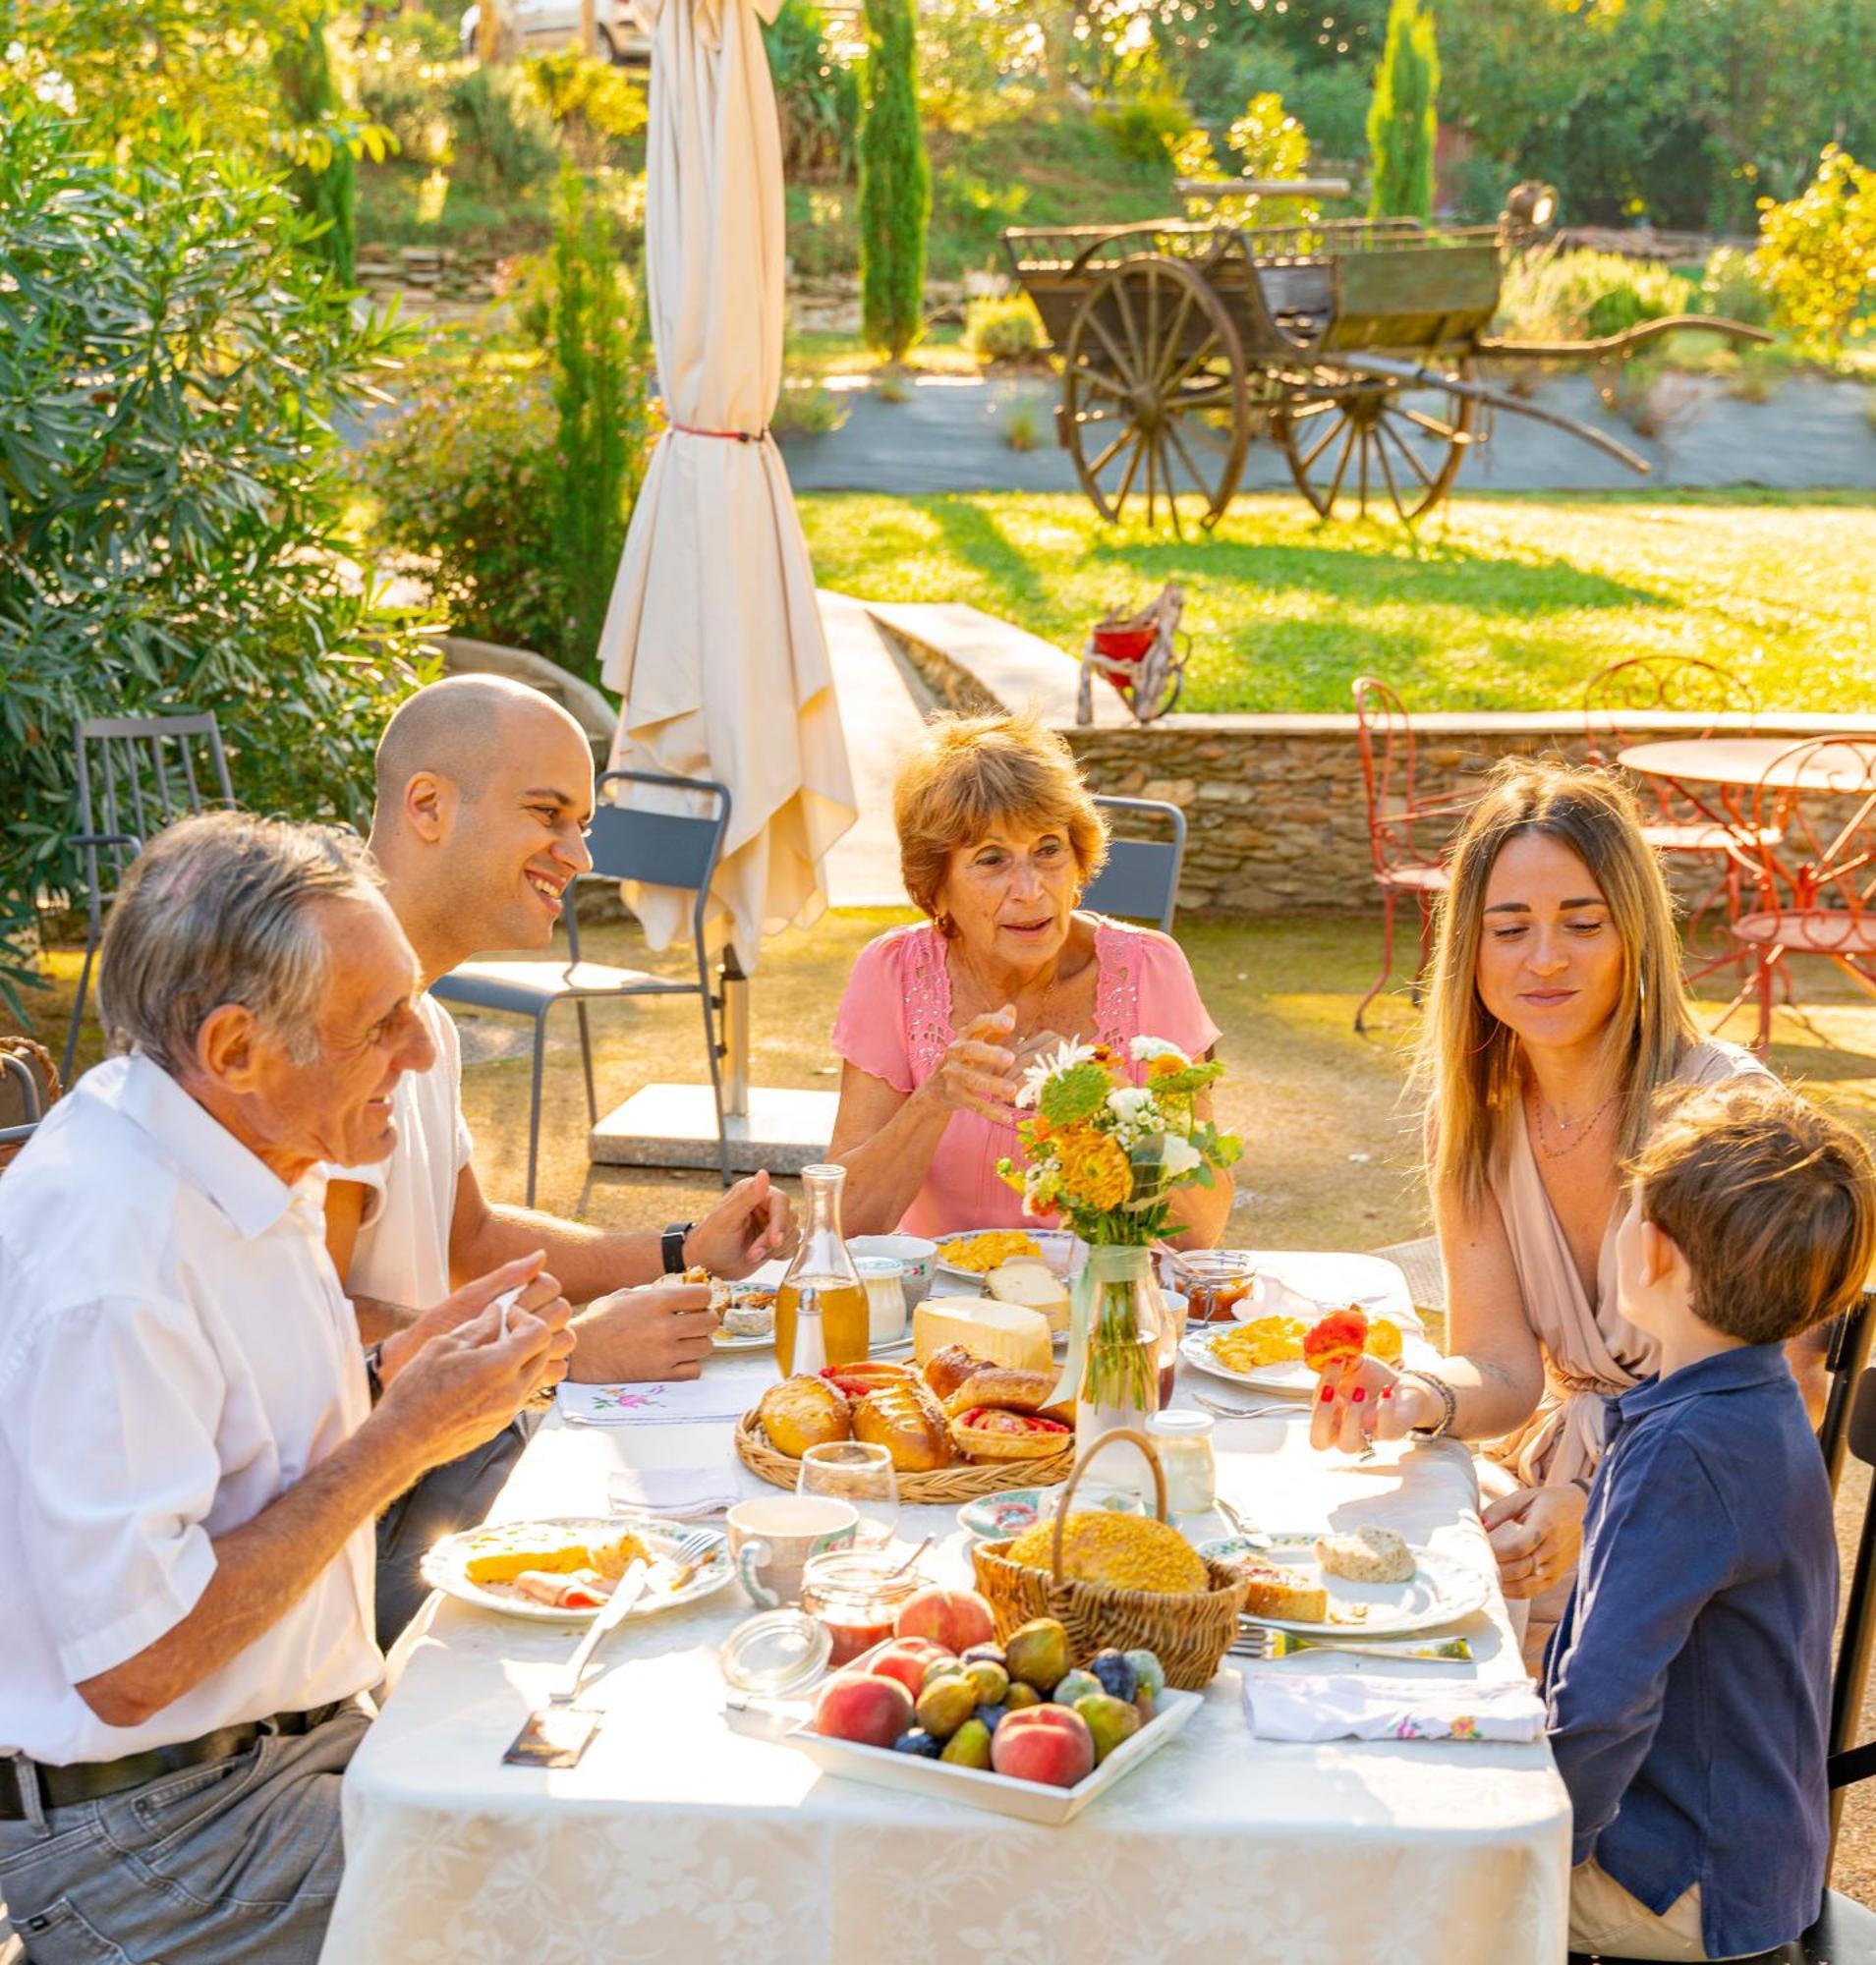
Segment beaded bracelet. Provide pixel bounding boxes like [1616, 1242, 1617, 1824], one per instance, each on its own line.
[1399, 1368, 1458, 1440]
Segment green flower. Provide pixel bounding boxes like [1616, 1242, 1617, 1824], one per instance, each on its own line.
[1039, 1059, 1115, 1128]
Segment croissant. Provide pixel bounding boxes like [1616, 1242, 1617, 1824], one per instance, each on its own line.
[922, 1343, 988, 1403]
[759, 1375, 851, 1458]
[949, 1406, 1073, 1463]
[852, 1381, 953, 1472]
[939, 1363, 1057, 1419]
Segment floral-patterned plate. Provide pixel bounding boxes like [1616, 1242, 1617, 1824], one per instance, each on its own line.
[422, 1516, 733, 1624]
[956, 1484, 1145, 1541]
[1198, 1533, 1488, 1638]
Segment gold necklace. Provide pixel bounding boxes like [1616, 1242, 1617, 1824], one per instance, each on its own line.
[1529, 1080, 1621, 1159]
[955, 951, 1072, 1048]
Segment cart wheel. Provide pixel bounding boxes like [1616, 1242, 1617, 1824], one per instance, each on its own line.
[1061, 254, 1248, 533]
[1277, 360, 1477, 523]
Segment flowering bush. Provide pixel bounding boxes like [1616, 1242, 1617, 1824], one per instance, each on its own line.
[997, 1038, 1240, 1246]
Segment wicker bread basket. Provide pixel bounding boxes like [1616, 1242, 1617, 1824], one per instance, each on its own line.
[735, 1409, 1076, 1503]
[971, 1428, 1242, 1690]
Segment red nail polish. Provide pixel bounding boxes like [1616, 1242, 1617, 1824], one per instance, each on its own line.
[1320, 1384, 1335, 1403]
[1351, 1386, 1366, 1403]
[1382, 1387, 1393, 1399]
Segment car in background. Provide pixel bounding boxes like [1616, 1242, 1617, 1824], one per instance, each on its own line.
[460, 1, 650, 64]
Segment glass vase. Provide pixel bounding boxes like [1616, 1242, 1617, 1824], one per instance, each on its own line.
[1072, 1245, 1165, 1495]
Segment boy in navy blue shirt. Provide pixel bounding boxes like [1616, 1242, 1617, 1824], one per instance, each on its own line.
[1547, 1079, 1876, 1960]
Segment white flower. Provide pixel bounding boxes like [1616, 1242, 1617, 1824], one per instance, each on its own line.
[1107, 1086, 1156, 1123]
[1129, 1036, 1188, 1063]
[1160, 1134, 1202, 1178]
[1015, 1038, 1095, 1109]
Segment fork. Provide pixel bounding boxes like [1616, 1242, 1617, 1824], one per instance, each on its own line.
[1190, 1393, 1300, 1421]
[546, 1527, 721, 1703]
[1231, 1625, 1472, 1663]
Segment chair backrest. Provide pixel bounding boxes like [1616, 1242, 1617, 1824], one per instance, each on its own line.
[1826, 1358, 1876, 1825]
[0, 1044, 53, 1169]
[1818, 1292, 1874, 1499]
[1352, 673, 1471, 877]
[578, 770, 733, 951]
[1581, 655, 1759, 766]
[1744, 736, 1876, 927]
[1084, 796, 1187, 932]
[73, 713, 235, 907]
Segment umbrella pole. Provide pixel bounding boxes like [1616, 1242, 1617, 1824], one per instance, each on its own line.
[719, 945, 751, 1119]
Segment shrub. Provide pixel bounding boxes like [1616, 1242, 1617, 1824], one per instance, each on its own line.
[1001, 396, 1045, 452]
[1094, 91, 1191, 171]
[449, 61, 559, 189]
[764, 0, 861, 180]
[0, 94, 430, 1015]
[769, 378, 850, 435]
[357, 34, 456, 168]
[1751, 147, 1876, 350]
[1495, 250, 1697, 343]
[1698, 246, 1774, 329]
[525, 46, 648, 168]
[1367, 0, 1439, 223]
[272, 12, 358, 284]
[965, 293, 1043, 364]
[859, 0, 931, 360]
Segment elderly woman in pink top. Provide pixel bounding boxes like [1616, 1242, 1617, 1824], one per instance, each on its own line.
[829, 711, 1231, 1244]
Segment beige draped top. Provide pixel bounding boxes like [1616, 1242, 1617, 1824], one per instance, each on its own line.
[1485, 1038, 1769, 1490]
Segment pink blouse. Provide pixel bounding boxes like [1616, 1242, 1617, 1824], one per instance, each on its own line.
[830, 917, 1223, 1239]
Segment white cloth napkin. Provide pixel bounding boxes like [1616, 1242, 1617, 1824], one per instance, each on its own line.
[557, 1378, 753, 1428]
[1241, 1671, 1546, 1744]
[604, 1468, 743, 1519]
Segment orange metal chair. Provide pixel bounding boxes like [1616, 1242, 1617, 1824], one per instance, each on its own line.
[1351, 676, 1476, 1033]
[1724, 735, 1876, 1052]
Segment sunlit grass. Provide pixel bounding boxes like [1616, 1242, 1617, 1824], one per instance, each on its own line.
[798, 489, 1876, 716]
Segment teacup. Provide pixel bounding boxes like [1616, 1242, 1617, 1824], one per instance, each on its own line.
[726, 1495, 858, 1608]
[848, 1233, 937, 1308]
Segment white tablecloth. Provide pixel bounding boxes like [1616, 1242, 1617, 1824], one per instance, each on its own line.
[322, 1255, 1570, 1965]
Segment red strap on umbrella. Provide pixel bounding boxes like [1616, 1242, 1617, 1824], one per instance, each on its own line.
[669, 421, 769, 442]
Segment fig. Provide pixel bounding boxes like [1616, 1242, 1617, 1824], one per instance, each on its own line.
[892, 1729, 942, 1758]
[975, 1703, 1007, 1734]
[1004, 1617, 1070, 1694]
[940, 1717, 993, 1769]
[963, 1659, 1009, 1707]
[1123, 1650, 1166, 1701]
[915, 1671, 979, 1741]
[1074, 1692, 1144, 1766]
[1052, 1667, 1103, 1709]
[1089, 1649, 1137, 1704]
[1004, 1682, 1042, 1712]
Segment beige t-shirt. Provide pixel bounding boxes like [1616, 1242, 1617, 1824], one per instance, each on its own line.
[329, 992, 473, 1315]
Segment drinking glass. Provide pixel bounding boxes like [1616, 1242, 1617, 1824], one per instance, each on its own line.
[796, 1441, 900, 1549]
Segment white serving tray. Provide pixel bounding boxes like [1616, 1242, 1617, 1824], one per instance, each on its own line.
[783, 1687, 1201, 1825]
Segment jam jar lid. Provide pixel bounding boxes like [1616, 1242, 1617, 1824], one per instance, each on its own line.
[718, 1609, 832, 1697]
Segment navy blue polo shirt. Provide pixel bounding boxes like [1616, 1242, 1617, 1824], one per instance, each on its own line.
[1546, 1343, 1834, 1960]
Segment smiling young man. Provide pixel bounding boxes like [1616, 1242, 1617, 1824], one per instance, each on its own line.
[322, 678, 798, 1641]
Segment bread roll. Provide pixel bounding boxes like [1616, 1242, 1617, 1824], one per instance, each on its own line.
[759, 1375, 851, 1458]
[948, 1405, 1072, 1462]
[1314, 1525, 1414, 1584]
[820, 1359, 916, 1399]
[852, 1381, 953, 1472]
[1227, 1555, 1329, 1623]
[922, 1343, 988, 1402]
[938, 1363, 1057, 1419]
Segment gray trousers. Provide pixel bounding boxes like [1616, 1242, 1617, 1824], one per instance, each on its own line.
[372, 1411, 534, 1651]
[0, 1707, 368, 1965]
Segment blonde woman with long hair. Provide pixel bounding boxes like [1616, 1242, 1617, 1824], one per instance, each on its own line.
[1309, 758, 1813, 1660]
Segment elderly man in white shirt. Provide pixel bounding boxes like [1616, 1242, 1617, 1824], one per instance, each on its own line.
[322, 676, 799, 1642]
[0, 813, 573, 1964]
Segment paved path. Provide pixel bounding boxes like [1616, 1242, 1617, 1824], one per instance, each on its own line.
[780, 370, 1876, 497]
[817, 590, 925, 909]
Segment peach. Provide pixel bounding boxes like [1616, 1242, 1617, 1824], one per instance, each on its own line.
[990, 1705, 1095, 1789]
[813, 1672, 915, 1750]
[868, 1638, 952, 1699]
[893, 1586, 996, 1654]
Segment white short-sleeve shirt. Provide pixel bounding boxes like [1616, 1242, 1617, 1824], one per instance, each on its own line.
[330, 991, 472, 1315]
[0, 1055, 381, 1765]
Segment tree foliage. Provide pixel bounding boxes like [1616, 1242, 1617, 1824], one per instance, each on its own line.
[0, 90, 431, 1013]
[1751, 146, 1876, 348]
[1366, 0, 1438, 222]
[272, 9, 357, 285]
[858, 0, 931, 360]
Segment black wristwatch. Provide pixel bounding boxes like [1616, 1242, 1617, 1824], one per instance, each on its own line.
[661, 1221, 695, 1275]
[364, 1343, 386, 1407]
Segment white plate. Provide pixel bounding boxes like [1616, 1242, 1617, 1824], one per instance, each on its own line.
[1180, 1324, 1443, 1397]
[1199, 1533, 1489, 1637]
[711, 1328, 776, 1352]
[786, 1688, 1201, 1825]
[421, 1515, 733, 1624]
[934, 1228, 1086, 1288]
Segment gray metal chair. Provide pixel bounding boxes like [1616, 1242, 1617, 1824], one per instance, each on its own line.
[0, 1049, 46, 1160]
[1084, 795, 1187, 932]
[430, 768, 734, 1206]
[62, 713, 235, 1081]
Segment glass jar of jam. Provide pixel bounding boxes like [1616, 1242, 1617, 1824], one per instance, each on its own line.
[799, 1548, 923, 1668]
[1176, 1251, 1258, 1324]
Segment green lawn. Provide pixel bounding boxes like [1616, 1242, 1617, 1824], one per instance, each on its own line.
[796, 489, 1876, 715]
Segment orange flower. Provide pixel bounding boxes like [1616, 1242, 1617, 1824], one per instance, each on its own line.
[1146, 1052, 1188, 1085]
[1055, 1131, 1131, 1211]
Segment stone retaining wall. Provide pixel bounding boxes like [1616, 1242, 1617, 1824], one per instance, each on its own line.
[1060, 711, 1875, 916]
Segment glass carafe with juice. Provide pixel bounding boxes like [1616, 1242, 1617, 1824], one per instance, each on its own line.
[774, 1164, 869, 1372]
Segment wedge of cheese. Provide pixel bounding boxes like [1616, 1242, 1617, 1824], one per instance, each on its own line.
[913, 1297, 1052, 1375]
[986, 1259, 1071, 1336]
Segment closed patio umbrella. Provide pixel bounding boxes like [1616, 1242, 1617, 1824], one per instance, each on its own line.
[597, 0, 855, 971]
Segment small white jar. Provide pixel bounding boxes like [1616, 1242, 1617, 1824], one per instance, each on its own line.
[852, 1256, 907, 1346]
[1147, 1409, 1218, 1514]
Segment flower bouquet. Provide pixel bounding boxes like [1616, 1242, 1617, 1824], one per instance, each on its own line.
[996, 1039, 1240, 1460]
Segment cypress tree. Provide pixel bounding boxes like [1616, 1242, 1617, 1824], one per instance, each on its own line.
[858, 0, 930, 362]
[272, 10, 356, 286]
[1367, 0, 1440, 224]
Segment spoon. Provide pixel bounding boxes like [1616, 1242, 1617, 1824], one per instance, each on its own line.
[888, 1535, 934, 1578]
